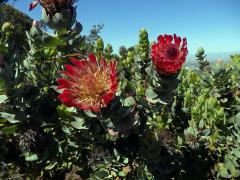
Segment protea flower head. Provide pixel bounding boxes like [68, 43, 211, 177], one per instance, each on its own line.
[29, 0, 77, 15]
[57, 54, 118, 112]
[151, 34, 188, 74]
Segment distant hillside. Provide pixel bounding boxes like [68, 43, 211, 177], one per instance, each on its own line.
[185, 51, 240, 68]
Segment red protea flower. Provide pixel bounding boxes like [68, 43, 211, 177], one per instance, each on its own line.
[57, 54, 118, 112]
[151, 34, 188, 74]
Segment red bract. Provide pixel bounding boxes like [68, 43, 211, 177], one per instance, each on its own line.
[151, 34, 188, 74]
[29, 0, 77, 14]
[29, 0, 39, 11]
[57, 54, 118, 112]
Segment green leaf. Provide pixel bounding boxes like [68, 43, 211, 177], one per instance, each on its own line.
[24, 153, 38, 161]
[226, 160, 239, 177]
[219, 167, 229, 178]
[84, 110, 97, 118]
[137, 167, 146, 179]
[118, 171, 127, 177]
[44, 162, 58, 170]
[95, 164, 106, 169]
[0, 112, 19, 123]
[177, 136, 183, 146]
[145, 86, 167, 104]
[0, 95, 7, 103]
[123, 157, 129, 164]
[0, 118, 6, 124]
[62, 126, 71, 134]
[185, 127, 198, 136]
[232, 149, 240, 158]
[71, 117, 88, 130]
[114, 148, 120, 161]
[0, 45, 8, 54]
[124, 96, 136, 107]
[102, 118, 113, 128]
[145, 86, 157, 99]
[236, 113, 240, 127]
[95, 170, 109, 178]
[51, 85, 64, 94]
[201, 129, 211, 136]
[67, 138, 79, 148]
[0, 125, 18, 135]
[199, 119, 204, 129]
[0, 77, 6, 90]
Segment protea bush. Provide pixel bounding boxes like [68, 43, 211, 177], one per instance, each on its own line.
[0, 1, 240, 179]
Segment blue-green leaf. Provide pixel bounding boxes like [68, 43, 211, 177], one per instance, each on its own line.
[24, 153, 38, 161]
[71, 117, 88, 130]
[0, 112, 19, 123]
[0, 95, 7, 103]
[0, 125, 18, 135]
[84, 110, 97, 118]
[124, 96, 136, 107]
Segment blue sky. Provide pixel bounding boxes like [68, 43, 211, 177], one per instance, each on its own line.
[9, 0, 240, 55]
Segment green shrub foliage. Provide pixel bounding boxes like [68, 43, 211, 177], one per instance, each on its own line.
[0, 3, 240, 179]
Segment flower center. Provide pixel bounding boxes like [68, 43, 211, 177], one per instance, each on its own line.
[166, 46, 178, 59]
[74, 68, 111, 106]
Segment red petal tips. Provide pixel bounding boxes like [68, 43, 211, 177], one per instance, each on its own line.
[29, 1, 39, 11]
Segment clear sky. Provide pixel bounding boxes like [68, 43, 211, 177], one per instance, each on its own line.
[8, 0, 240, 55]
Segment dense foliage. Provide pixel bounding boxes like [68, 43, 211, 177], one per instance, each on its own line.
[0, 2, 240, 179]
[0, 4, 32, 56]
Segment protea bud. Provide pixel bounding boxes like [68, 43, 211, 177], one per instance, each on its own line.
[138, 28, 150, 61]
[94, 38, 104, 59]
[124, 50, 134, 67]
[1, 22, 14, 32]
[196, 47, 205, 57]
[104, 44, 113, 60]
[195, 47, 209, 70]
[30, 0, 77, 15]
[119, 46, 127, 59]
[30, 0, 78, 32]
